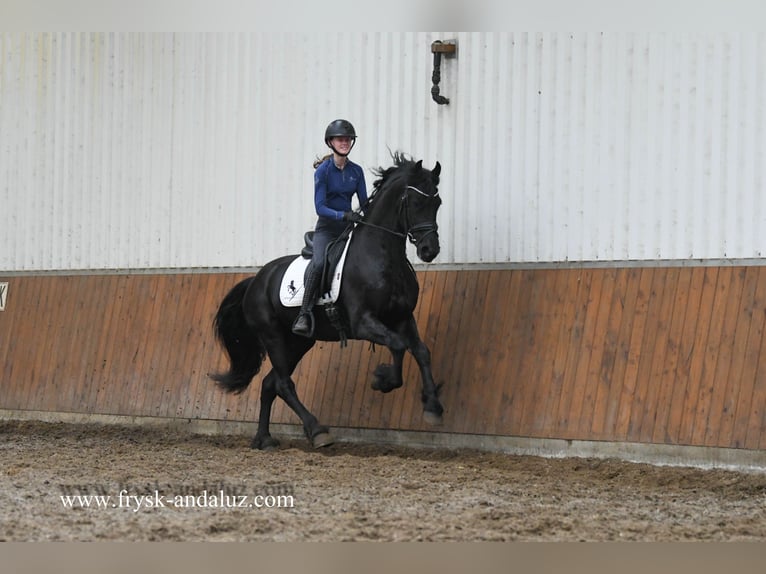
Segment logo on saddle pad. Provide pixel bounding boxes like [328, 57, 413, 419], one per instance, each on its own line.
[279, 234, 353, 308]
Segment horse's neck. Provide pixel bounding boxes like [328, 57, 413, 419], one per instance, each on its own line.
[365, 187, 404, 231]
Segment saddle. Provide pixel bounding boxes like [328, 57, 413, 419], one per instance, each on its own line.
[301, 228, 352, 295]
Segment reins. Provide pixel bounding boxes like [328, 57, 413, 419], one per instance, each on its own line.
[354, 184, 439, 244]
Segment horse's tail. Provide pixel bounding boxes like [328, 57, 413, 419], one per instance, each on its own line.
[210, 277, 266, 394]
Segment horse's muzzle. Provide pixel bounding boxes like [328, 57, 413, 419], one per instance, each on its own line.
[416, 235, 440, 262]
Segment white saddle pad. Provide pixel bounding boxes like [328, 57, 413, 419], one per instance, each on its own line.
[279, 233, 353, 308]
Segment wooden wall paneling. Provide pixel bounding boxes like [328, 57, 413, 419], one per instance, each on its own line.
[522, 270, 566, 437]
[45, 277, 72, 411]
[107, 276, 137, 415]
[299, 342, 333, 425]
[334, 338, 363, 429]
[106, 275, 140, 415]
[165, 274, 196, 418]
[572, 269, 612, 439]
[320, 341, 348, 426]
[542, 269, 580, 435]
[746, 273, 766, 449]
[0, 278, 18, 404]
[751, 318, 766, 450]
[203, 275, 231, 419]
[473, 270, 515, 434]
[67, 276, 98, 414]
[6, 265, 766, 452]
[40, 276, 73, 412]
[545, 269, 586, 436]
[119, 275, 157, 417]
[732, 267, 766, 449]
[454, 269, 492, 434]
[635, 268, 679, 443]
[0, 278, 13, 383]
[714, 267, 759, 447]
[589, 268, 630, 439]
[344, 343, 379, 430]
[88, 276, 120, 414]
[520, 269, 564, 437]
[24, 276, 54, 411]
[734, 267, 766, 448]
[674, 267, 718, 445]
[185, 274, 215, 419]
[78, 276, 109, 414]
[551, 269, 593, 437]
[578, 269, 620, 438]
[90, 276, 121, 413]
[200, 274, 230, 418]
[648, 268, 693, 444]
[67, 276, 95, 412]
[613, 268, 652, 440]
[702, 268, 748, 447]
[176, 275, 209, 419]
[416, 269, 453, 430]
[431, 271, 472, 432]
[599, 268, 640, 440]
[436, 270, 472, 433]
[185, 274, 225, 420]
[504, 270, 535, 437]
[24, 277, 47, 410]
[134, 275, 166, 418]
[688, 268, 728, 445]
[658, 267, 706, 444]
[7, 277, 36, 410]
[421, 269, 459, 430]
[483, 270, 524, 436]
[10, 277, 44, 411]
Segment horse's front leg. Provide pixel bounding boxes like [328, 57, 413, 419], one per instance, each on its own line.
[358, 314, 443, 425]
[371, 347, 404, 393]
[401, 316, 443, 425]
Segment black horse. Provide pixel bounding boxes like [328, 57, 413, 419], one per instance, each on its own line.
[211, 153, 444, 449]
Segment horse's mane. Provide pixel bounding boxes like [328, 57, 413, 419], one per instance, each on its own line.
[363, 152, 424, 213]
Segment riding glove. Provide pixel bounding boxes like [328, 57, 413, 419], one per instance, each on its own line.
[343, 211, 363, 223]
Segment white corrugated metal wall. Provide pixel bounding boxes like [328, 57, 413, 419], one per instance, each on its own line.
[2, 32, 765, 271]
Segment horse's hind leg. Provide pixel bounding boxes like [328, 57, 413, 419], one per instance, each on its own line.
[264, 335, 334, 448]
[273, 376, 334, 448]
[251, 370, 281, 450]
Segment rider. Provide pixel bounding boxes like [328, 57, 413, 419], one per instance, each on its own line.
[292, 119, 368, 337]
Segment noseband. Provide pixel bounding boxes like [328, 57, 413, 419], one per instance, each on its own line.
[401, 185, 440, 245]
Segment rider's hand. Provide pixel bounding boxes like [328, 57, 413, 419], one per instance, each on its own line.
[343, 211, 362, 223]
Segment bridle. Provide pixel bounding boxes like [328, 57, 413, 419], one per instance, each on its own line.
[356, 184, 440, 246]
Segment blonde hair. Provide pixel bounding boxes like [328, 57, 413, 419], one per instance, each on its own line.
[313, 153, 333, 169]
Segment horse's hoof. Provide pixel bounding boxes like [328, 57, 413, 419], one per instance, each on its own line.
[423, 411, 443, 426]
[312, 432, 335, 448]
[251, 435, 280, 450]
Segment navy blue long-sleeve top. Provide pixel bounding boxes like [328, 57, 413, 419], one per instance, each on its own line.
[313, 158, 368, 221]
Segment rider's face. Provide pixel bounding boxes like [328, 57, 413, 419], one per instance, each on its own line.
[331, 136, 353, 153]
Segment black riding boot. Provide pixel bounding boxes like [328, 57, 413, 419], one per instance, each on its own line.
[292, 266, 322, 337]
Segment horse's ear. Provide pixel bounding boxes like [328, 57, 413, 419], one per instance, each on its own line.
[432, 161, 441, 180]
[416, 159, 423, 170]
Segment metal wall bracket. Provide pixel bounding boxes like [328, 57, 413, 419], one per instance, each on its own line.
[431, 40, 457, 105]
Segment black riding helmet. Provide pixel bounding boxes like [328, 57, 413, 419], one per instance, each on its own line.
[324, 119, 356, 156]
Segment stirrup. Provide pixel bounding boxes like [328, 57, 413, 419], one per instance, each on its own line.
[292, 312, 315, 337]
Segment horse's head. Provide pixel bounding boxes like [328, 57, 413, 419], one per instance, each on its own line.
[401, 159, 442, 262]
[367, 153, 443, 262]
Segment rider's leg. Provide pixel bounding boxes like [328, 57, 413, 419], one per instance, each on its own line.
[292, 222, 336, 337]
[291, 261, 323, 337]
